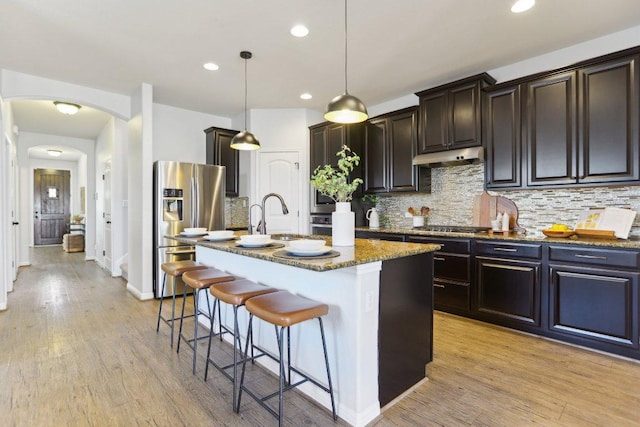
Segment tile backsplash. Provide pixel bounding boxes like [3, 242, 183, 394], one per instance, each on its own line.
[225, 196, 249, 229]
[375, 163, 640, 237]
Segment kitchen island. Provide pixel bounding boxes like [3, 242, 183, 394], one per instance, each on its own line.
[170, 235, 439, 427]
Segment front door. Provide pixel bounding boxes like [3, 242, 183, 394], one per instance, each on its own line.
[34, 169, 70, 245]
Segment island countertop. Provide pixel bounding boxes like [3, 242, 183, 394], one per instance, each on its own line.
[170, 235, 440, 272]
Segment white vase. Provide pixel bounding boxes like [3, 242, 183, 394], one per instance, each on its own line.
[332, 202, 355, 247]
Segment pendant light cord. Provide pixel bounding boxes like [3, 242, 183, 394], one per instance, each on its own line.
[344, 0, 348, 94]
[244, 56, 248, 130]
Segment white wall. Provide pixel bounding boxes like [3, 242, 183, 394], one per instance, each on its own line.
[152, 103, 231, 163]
[95, 119, 114, 269]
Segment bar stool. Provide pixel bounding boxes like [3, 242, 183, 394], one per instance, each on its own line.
[237, 290, 337, 426]
[156, 260, 208, 348]
[206, 279, 278, 411]
[177, 267, 236, 375]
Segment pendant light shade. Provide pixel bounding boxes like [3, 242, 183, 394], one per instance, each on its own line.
[231, 51, 261, 151]
[325, 0, 368, 124]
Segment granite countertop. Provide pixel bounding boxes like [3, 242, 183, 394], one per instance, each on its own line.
[169, 235, 440, 272]
[356, 226, 640, 249]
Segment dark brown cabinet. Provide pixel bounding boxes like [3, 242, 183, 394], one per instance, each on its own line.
[416, 73, 495, 154]
[205, 126, 239, 196]
[309, 122, 364, 213]
[364, 107, 418, 193]
[485, 50, 640, 190]
[548, 245, 640, 353]
[475, 241, 542, 328]
[407, 236, 471, 313]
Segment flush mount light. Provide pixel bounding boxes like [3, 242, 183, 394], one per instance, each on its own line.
[290, 24, 309, 37]
[53, 101, 81, 115]
[203, 62, 219, 71]
[511, 0, 535, 13]
[230, 51, 261, 151]
[325, 0, 368, 124]
[47, 149, 62, 157]
[300, 93, 312, 100]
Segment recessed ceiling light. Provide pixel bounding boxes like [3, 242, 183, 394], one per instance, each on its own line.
[300, 93, 312, 100]
[290, 24, 309, 37]
[511, 0, 535, 13]
[203, 62, 220, 71]
[53, 101, 81, 115]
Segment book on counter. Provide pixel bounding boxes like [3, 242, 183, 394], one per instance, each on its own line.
[575, 207, 637, 239]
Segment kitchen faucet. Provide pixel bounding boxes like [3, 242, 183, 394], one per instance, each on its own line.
[247, 204, 262, 235]
[258, 193, 289, 234]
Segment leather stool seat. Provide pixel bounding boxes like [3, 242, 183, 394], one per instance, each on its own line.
[238, 290, 337, 425]
[178, 268, 236, 375]
[156, 261, 208, 348]
[206, 279, 278, 410]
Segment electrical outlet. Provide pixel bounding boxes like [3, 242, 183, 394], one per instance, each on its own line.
[365, 291, 375, 312]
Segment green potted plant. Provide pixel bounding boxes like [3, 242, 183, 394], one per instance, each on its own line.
[310, 145, 363, 246]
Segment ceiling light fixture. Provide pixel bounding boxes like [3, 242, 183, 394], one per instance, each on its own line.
[53, 101, 81, 115]
[511, 0, 535, 13]
[230, 51, 261, 151]
[290, 24, 309, 37]
[324, 0, 368, 124]
[300, 93, 312, 100]
[47, 149, 62, 157]
[203, 62, 219, 71]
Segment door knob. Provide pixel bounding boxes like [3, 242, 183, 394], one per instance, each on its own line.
[12, 222, 19, 225]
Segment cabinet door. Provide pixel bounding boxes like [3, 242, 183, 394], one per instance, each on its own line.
[549, 264, 639, 349]
[526, 71, 577, 186]
[477, 257, 541, 327]
[327, 123, 347, 168]
[388, 110, 417, 192]
[204, 127, 239, 197]
[449, 82, 482, 149]
[485, 86, 521, 188]
[310, 126, 333, 206]
[418, 91, 448, 153]
[364, 119, 388, 193]
[578, 55, 640, 184]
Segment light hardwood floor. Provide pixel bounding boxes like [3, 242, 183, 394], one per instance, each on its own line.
[1, 247, 639, 426]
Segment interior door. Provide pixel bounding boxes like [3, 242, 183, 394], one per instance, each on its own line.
[104, 164, 112, 272]
[34, 169, 70, 245]
[257, 151, 300, 234]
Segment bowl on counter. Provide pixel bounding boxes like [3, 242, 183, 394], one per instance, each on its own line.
[208, 230, 235, 239]
[183, 227, 207, 234]
[238, 234, 271, 245]
[288, 239, 326, 251]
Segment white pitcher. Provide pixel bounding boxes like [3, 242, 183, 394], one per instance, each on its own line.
[366, 208, 380, 229]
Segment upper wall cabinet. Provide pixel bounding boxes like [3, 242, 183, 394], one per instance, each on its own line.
[364, 107, 418, 193]
[485, 48, 640, 190]
[204, 126, 239, 197]
[416, 73, 496, 154]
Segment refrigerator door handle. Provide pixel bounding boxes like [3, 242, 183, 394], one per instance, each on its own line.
[190, 177, 197, 226]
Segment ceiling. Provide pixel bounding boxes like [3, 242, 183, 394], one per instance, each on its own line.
[3, 0, 640, 140]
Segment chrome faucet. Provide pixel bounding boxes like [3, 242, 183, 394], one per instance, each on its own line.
[258, 193, 289, 234]
[248, 204, 262, 235]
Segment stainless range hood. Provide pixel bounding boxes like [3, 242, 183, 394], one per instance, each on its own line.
[412, 146, 484, 167]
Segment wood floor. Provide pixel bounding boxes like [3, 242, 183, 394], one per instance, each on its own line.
[1, 247, 639, 426]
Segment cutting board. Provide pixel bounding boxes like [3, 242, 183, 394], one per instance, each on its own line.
[472, 191, 520, 230]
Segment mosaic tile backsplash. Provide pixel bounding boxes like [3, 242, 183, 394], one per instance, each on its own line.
[374, 163, 640, 238]
[225, 196, 249, 229]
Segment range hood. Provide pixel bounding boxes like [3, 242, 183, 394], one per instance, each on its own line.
[412, 146, 484, 167]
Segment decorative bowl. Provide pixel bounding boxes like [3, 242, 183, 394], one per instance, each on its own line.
[208, 230, 234, 239]
[288, 239, 326, 251]
[184, 227, 207, 234]
[239, 234, 271, 244]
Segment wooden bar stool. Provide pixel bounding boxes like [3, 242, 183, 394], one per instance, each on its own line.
[177, 267, 236, 375]
[237, 290, 337, 426]
[156, 260, 208, 348]
[206, 279, 278, 411]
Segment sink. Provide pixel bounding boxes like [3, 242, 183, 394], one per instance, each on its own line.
[271, 233, 309, 241]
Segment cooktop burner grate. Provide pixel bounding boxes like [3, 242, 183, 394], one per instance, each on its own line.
[413, 225, 491, 233]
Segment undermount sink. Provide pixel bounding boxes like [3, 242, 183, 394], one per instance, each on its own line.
[271, 233, 309, 241]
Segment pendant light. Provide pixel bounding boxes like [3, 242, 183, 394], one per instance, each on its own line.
[230, 51, 261, 150]
[324, 0, 368, 124]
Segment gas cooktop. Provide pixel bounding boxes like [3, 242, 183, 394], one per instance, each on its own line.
[413, 225, 491, 233]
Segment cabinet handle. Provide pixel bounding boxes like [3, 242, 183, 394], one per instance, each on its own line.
[434, 284, 445, 288]
[434, 256, 446, 261]
[494, 247, 517, 252]
[574, 254, 607, 260]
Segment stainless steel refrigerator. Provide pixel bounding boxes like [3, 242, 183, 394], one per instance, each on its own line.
[153, 161, 225, 298]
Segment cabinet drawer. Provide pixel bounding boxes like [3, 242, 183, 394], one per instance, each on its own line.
[475, 241, 542, 259]
[407, 236, 470, 253]
[549, 245, 640, 269]
[433, 253, 470, 282]
[434, 281, 470, 311]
